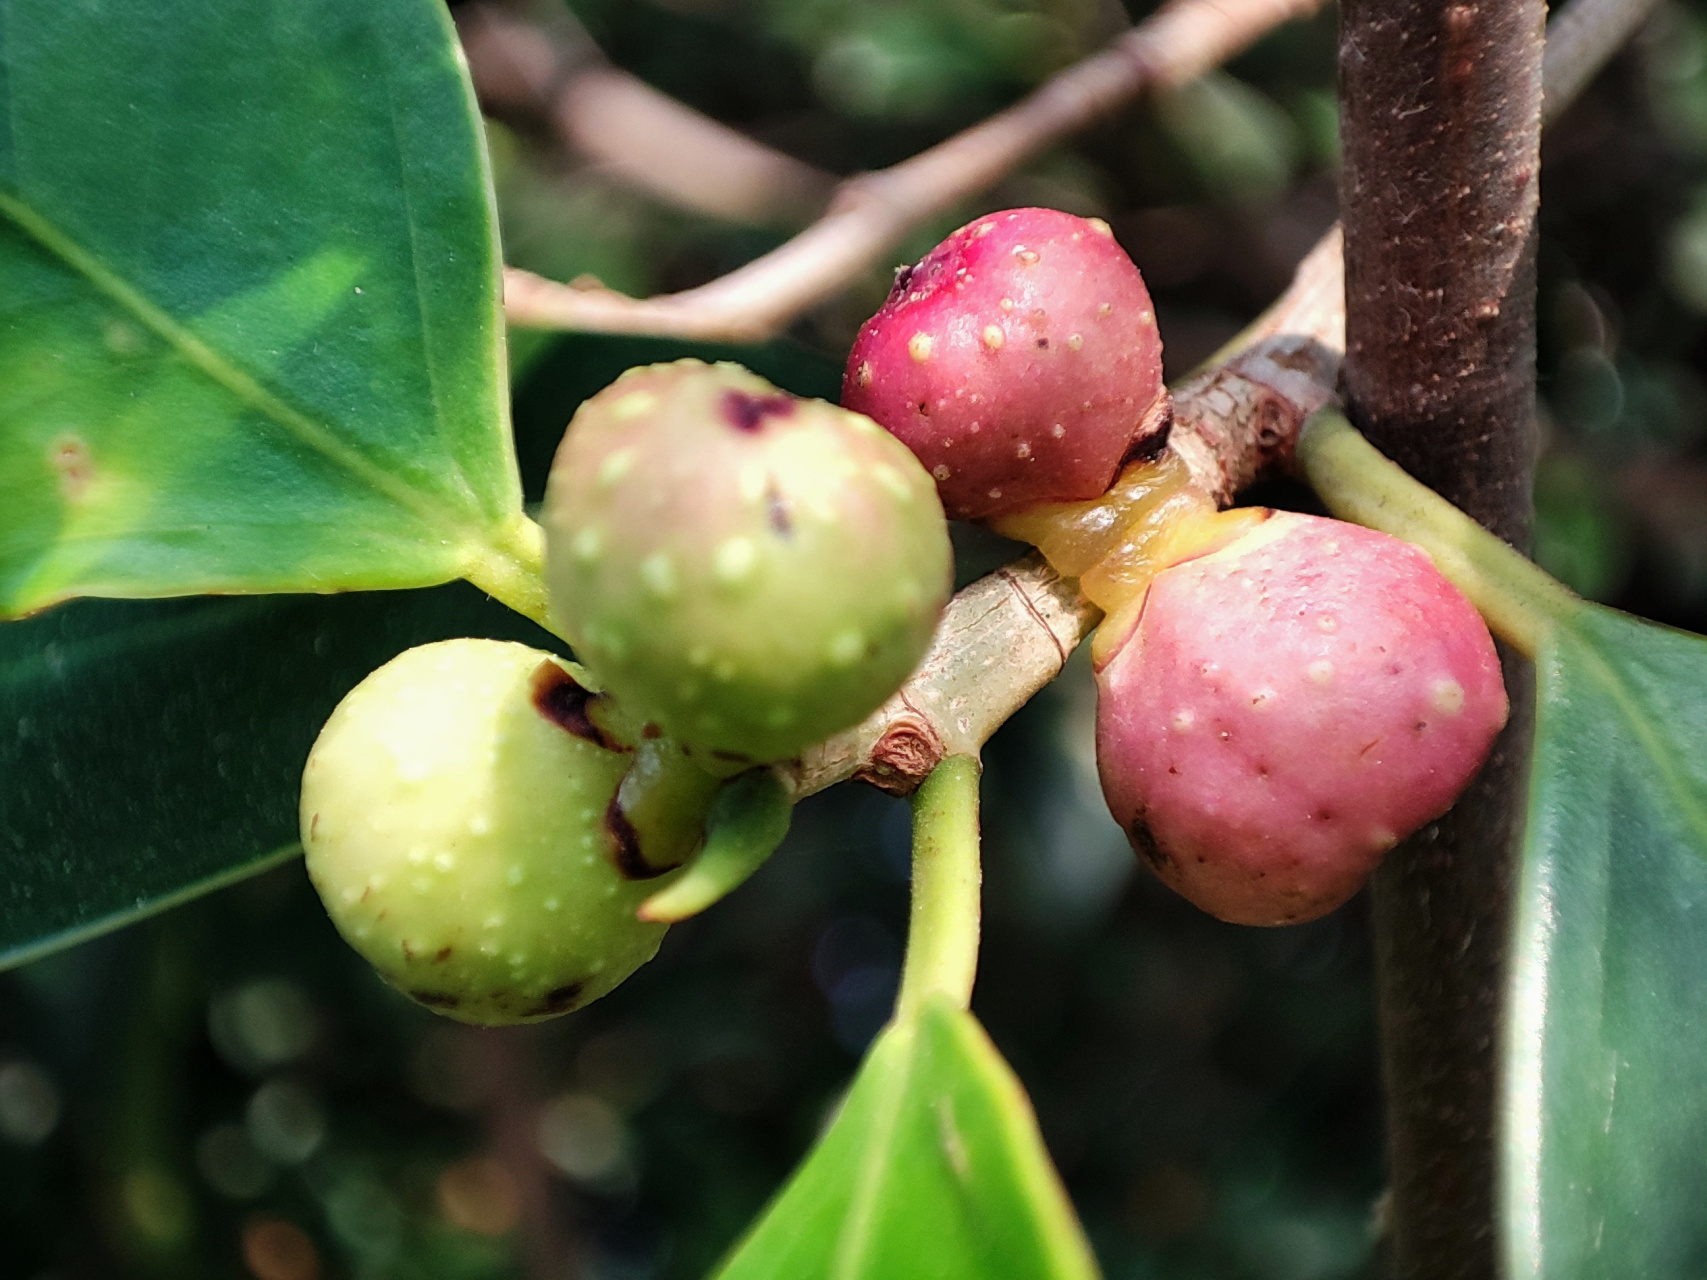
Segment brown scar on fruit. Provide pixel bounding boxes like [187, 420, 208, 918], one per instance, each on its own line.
[1117, 393, 1175, 471]
[602, 796, 673, 881]
[765, 482, 793, 537]
[434, 947, 453, 963]
[1128, 820, 1168, 873]
[527, 982, 588, 1018]
[530, 662, 630, 753]
[723, 389, 795, 432]
[411, 990, 461, 1008]
[309, 813, 320, 838]
[49, 434, 94, 502]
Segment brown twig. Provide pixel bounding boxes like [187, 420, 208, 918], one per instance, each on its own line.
[500, 0, 1327, 342]
[783, 0, 1649, 800]
[458, 3, 834, 228]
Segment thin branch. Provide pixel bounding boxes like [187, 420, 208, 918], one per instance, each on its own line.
[781, 0, 1651, 800]
[458, 3, 834, 228]
[500, 0, 1326, 343]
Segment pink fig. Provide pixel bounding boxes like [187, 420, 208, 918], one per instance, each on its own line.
[1095, 512, 1508, 926]
[842, 207, 1168, 521]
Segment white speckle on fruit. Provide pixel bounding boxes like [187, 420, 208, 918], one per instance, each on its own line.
[999, 297, 1015, 312]
[1098, 303, 1113, 317]
[1089, 217, 1114, 237]
[1013, 246, 1039, 266]
[1307, 659, 1335, 686]
[932, 464, 952, 481]
[1051, 424, 1065, 438]
[908, 333, 934, 362]
[982, 325, 1005, 351]
[1171, 709, 1196, 732]
[469, 814, 491, 836]
[1016, 441, 1032, 459]
[827, 629, 864, 668]
[713, 536, 757, 585]
[610, 390, 657, 420]
[1138, 309, 1153, 324]
[988, 487, 1003, 501]
[1067, 333, 1084, 351]
[597, 448, 635, 488]
[639, 552, 677, 599]
[1431, 678, 1466, 715]
[434, 852, 456, 872]
[571, 526, 603, 563]
[507, 865, 525, 886]
[1317, 614, 1339, 634]
[855, 361, 873, 387]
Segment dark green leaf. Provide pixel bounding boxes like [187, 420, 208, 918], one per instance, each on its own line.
[0, 0, 519, 615]
[0, 589, 549, 968]
[715, 994, 1099, 1280]
[1504, 605, 1707, 1278]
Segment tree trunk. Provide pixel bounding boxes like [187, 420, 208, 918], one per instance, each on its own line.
[1337, 2, 1544, 1277]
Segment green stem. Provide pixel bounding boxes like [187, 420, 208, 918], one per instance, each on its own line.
[1297, 408, 1583, 658]
[896, 755, 983, 1020]
[464, 515, 564, 639]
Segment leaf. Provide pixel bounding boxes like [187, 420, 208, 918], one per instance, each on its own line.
[714, 994, 1099, 1280]
[0, 588, 547, 969]
[0, 0, 519, 615]
[1504, 604, 1707, 1278]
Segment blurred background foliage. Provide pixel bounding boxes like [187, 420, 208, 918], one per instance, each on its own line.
[3, 0, 1705, 1277]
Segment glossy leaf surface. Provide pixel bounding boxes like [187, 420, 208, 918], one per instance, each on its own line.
[0, 588, 547, 969]
[716, 995, 1099, 1280]
[1504, 604, 1707, 1278]
[0, 0, 517, 615]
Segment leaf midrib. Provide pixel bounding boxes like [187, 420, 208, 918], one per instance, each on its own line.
[0, 188, 486, 552]
[1566, 615, 1707, 853]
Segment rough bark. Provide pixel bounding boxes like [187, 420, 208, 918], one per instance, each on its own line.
[1338, 2, 1544, 1277]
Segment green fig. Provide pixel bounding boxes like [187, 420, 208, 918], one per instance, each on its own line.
[300, 639, 682, 1025]
[544, 360, 952, 764]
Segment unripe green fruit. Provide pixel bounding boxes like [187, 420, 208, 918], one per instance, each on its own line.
[300, 639, 675, 1025]
[544, 360, 953, 763]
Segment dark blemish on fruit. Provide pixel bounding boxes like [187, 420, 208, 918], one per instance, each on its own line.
[603, 798, 673, 881]
[360, 886, 371, 903]
[766, 483, 793, 537]
[1414, 721, 1428, 732]
[1129, 820, 1167, 872]
[531, 662, 629, 753]
[309, 813, 320, 839]
[1035, 337, 1049, 349]
[411, 990, 460, 1009]
[1357, 739, 1380, 758]
[528, 982, 587, 1017]
[1316, 809, 1334, 822]
[1196, 854, 1207, 864]
[435, 947, 453, 963]
[642, 723, 662, 740]
[401, 941, 415, 961]
[723, 390, 795, 433]
[1120, 421, 1173, 470]
[712, 749, 752, 765]
[1256, 764, 1270, 778]
[1167, 765, 1180, 775]
[891, 263, 916, 294]
[917, 401, 930, 416]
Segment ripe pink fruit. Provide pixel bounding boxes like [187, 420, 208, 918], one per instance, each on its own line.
[842, 207, 1167, 521]
[1095, 512, 1508, 926]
